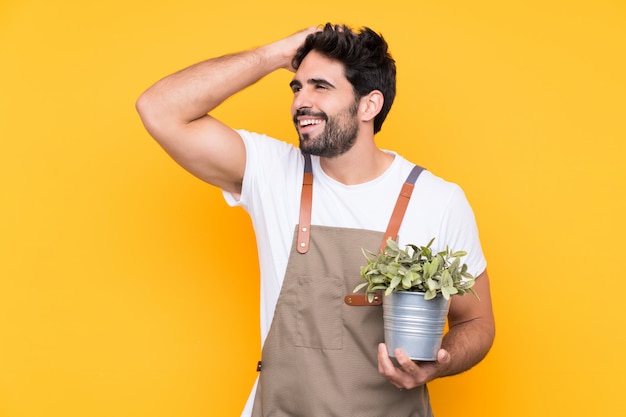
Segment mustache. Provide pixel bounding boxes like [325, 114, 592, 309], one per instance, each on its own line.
[293, 109, 328, 124]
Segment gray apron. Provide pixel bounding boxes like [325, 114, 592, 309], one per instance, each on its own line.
[252, 154, 431, 417]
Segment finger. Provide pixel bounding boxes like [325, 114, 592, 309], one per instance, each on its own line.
[393, 348, 415, 369]
[377, 343, 393, 374]
[377, 343, 404, 388]
[393, 347, 417, 372]
[437, 348, 450, 364]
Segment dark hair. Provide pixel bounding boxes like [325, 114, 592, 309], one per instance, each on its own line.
[292, 23, 396, 134]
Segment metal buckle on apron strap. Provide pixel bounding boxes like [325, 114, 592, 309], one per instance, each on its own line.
[344, 294, 382, 306]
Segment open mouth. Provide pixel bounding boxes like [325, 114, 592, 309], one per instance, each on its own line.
[295, 112, 326, 136]
[299, 117, 324, 131]
[299, 118, 323, 127]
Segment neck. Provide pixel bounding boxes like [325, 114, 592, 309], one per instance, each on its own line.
[319, 139, 394, 185]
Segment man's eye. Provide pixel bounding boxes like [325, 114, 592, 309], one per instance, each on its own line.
[291, 86, 301, 93]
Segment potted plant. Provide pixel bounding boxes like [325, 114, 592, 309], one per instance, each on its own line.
[353, 237, 478, 360]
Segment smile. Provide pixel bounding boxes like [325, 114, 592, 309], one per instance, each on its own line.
[299, 119, 323, 127]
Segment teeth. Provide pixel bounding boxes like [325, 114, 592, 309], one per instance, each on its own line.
[300, 119, 322, 127]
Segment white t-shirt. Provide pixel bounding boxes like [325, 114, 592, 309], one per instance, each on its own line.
[224, 129, 487, 416]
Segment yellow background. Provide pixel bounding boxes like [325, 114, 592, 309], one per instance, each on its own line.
[1, 0, 625, 416]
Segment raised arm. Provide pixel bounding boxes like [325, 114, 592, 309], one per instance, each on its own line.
[136, 27, 318, 194]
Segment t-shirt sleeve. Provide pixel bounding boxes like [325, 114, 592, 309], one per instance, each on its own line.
[222, 129, 303, 213]
[439, 185, 487, 278]
[222, 129, 299, 209]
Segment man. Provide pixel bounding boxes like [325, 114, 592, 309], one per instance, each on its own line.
[137, 23, 495, 417]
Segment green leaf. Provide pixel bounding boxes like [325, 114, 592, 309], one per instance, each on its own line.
[389, 275, 401, 290]
[401, 275, 413, 289]
[449, 256, 460, 271]
[353, 282, 368, 293]
[444, 285, 458, 297]
[386, 238, 400, 253]
[441, 286, 451, 300]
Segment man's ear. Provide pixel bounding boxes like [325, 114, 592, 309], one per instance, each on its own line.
[360, 90, 384, 122]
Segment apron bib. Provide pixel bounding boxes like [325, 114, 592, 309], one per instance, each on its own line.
[252, 155, 431, 417]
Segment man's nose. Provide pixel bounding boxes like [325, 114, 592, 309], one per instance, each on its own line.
[292, 88, 313, 111]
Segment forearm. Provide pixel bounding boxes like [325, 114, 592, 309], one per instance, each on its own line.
[137, 27, 318, 129]
[136, 43, 288, 127]
[437, 317, 495, 378]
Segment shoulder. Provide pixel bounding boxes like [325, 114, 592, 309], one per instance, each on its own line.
[393, 154, 465, 202]
[413, 170, 475, 227]
[418, 170, 465, 198]
[397, 155, 477, 231]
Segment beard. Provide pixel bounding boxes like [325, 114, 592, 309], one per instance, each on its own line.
[294, 101, 360, 158]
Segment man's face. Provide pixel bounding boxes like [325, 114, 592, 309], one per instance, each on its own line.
[290, 51, 361, 158]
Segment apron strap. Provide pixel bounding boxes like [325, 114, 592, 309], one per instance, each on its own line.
[380, 164, 424, 252]
[297, 153, 313, 254]
[297, 153, 424, 255]
[344, 164, 424, 307]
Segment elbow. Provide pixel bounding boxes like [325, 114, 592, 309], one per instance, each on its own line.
[135, 90, 166, 139]
[482, 322, 496, 364]
[135, 90, 155, 126]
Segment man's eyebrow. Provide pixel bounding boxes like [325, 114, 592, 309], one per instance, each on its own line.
[289, 78, 336, 89]
[308, 78, 336, 89]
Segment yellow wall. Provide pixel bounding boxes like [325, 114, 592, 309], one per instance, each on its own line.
[1, 0, 625, 415]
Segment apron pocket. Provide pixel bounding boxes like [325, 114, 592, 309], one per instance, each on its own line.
[295, 275, 343, 350]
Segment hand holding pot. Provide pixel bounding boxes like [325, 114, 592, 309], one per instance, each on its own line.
[377, 343, 451, 390]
